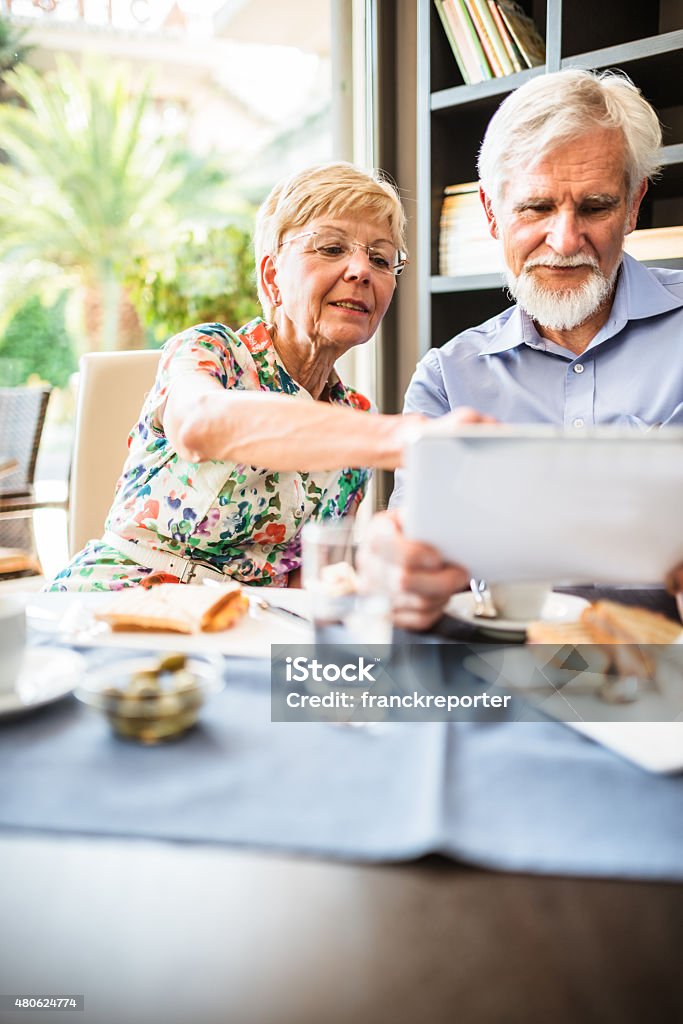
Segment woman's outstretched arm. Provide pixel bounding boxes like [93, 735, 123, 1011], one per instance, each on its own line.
[163, 371, 417, 471]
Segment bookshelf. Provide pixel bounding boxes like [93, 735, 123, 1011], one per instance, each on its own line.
[385, 0, 683, 377]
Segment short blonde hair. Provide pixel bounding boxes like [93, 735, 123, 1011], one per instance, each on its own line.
[478, 69, 662, 208]
[254, 162, 407, 320]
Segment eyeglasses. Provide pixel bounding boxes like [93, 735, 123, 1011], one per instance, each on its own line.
[279, 230, 408, 277]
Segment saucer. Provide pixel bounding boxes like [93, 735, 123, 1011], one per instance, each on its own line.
[446, 592, 590, 640]
[0, 648, 85, 717]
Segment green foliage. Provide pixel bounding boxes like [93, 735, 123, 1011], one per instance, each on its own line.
[0, 293, 77, 388]
[0, 15, 31, 81]
[0, 58, 226, 350]
[0, 58, 223, 275]
[128, 223, 261, 342]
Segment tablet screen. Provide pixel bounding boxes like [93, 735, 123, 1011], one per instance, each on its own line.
[404, 427, 683, 584]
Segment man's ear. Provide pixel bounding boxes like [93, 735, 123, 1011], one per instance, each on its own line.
[480, 187, 499, 239]
[260, 253, 281, 307]
[625, 179, 648, 235]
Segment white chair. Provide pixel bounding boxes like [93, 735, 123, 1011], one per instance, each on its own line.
[68, 350, 161, 556]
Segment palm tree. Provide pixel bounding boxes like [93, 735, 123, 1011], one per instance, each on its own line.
[0, 14, 31, 89]
[0, 58, 223, 350]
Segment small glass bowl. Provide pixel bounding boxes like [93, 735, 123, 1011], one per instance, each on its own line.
[75, 653, 224, 744]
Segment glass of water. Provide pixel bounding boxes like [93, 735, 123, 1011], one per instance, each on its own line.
[301, 520, 393, 647]
[301, 520, 393, 727]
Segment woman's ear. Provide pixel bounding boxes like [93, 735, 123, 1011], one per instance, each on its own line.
[480, 187, 499, 240]
[260, 254, 281, 307]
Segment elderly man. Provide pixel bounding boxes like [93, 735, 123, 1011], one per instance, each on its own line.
[369, 68, 683, 630]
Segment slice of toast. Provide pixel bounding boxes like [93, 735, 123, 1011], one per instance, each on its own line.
[578, 601, 682, 677]
[527, 602, 682, 646]
[95, 581, 249, 634]
[527, 602, 682, 678]
[526, 620, 598, 645]
[159, 581, 249, 632]
[580, 600, 682, 645]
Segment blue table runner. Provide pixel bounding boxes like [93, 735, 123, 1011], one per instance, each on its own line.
[2, 652, 683, 880]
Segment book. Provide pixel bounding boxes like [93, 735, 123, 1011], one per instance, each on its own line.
[623, 225, 683, 262]
[464, 0, 504, 75]
[448, 0, 493, 81]
[470, 0, 515, 76]
[443, 181, 481, 195]
[496, 1, 545, 68]
[434, 0, 475, 83]
[439, 182, 500, 276]
[439, 0, 543, 81]
[488, 1, 523, 73]
[434, 0, 472, 83]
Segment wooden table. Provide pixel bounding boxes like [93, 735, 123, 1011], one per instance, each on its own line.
[2, 585, 682, 1023]
[0, 833, 681, 1024]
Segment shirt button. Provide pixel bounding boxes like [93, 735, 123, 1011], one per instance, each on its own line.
[573, 418, 585, 429]
[573, 363, 585, 374]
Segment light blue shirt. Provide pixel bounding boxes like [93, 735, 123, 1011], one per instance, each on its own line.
[391, 254, 683, 506]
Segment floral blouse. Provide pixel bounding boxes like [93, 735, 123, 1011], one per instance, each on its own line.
[104, 318, 372, 587]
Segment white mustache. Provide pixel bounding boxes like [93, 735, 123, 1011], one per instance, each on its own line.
[523, 254, 602, 273]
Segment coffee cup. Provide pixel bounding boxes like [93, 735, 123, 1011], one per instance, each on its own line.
[487, 583, 551, 622]
[0, 597, 27, 694]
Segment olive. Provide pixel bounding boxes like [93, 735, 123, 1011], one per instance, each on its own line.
[158, 653, 188, 673]
[129, 670, 160, 691]
[172, 670, 199, 694]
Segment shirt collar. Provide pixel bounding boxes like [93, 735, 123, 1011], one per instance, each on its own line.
[479, 303, 541, 356]
[610, 252, 683, 321]
[479, 253, 683, 358]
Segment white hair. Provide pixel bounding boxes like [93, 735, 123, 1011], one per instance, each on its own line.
[478, 69, 662, 207]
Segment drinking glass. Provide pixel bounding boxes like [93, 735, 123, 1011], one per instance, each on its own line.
[300, 521, 394, 728]
[301, 520, 393, 646]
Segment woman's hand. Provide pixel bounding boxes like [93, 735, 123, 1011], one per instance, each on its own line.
[359, 509, 469, 632]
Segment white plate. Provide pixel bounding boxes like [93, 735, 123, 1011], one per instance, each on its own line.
[25, 591, 312, 658]
[0, 648, 85, 717]
[446, 591, 590, 640]
[463, 648, 683, 772]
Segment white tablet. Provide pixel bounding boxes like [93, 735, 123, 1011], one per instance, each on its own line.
[403, 426, 683, 585]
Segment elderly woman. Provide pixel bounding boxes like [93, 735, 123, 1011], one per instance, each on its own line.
[48, 162, 418, 592]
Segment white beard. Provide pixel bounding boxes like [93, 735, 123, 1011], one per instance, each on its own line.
[505, 253, 621, 332]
